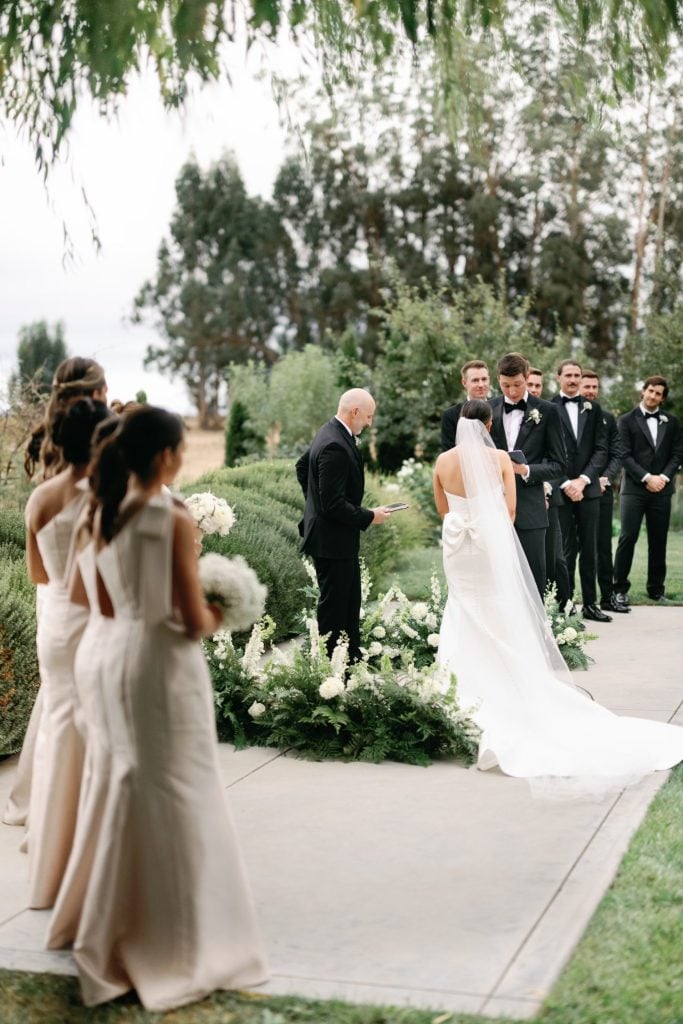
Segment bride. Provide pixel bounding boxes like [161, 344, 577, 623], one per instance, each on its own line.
[434, 399, 683, 795]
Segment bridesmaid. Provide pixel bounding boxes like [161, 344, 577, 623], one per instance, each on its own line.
[3, 357, 108, 827]
[48, 406, 268, 1010]
[23, 398, 113, 908]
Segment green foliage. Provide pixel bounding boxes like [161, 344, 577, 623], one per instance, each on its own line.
[608, 308, 683, 420]
[268, 346, 340, 448]
[224, 399, 264, 467]
[544, 586, 597, 671]
[0, 552, 38, 755]
[134, 389, 148, 404]
[206, 618, 480, 767]
[13, 320, 67, 396]
[0, 507, 26, 550]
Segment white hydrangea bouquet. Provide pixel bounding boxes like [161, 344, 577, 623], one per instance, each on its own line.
[184, 492, 235, 536]
[198, 552, 267, 633]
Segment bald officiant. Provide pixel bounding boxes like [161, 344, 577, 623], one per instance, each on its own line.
[295, 389, 391, 662]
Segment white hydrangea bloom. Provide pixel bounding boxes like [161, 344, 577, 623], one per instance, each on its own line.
[198, 553, 267, 632]
[563, 627, 578, 643]
[427, 633, 440, 647]
[248, 701, 266, 718]
[424, 613, 438, 629]
[372, 625, 386, 639]
[184, 492, 235, 536]
[319, 676, 345, 699]
[411, 602, 428, 620]
[368, 641, 383, 657]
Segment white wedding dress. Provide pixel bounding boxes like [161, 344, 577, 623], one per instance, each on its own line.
[437, 419, 683, 797]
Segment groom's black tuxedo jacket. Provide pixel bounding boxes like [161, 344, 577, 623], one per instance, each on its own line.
[295, 418, 374, 559]
[617, 407, 683, 497]
[490, 395, 566, 530]
[549, 395, 608, 501]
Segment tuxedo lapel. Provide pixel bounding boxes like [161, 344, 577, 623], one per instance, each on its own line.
[655, 417, 668, 450]
[490, 399, 507, 450]
[553, 396, 576, 448]
[576, 399, 587, 446]
[514, 405, 535, 451]
[636, 410, 656, 449]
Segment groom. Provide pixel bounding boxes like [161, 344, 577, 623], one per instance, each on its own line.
[295, 389, 391, 662]
[490, 352, 567, 596]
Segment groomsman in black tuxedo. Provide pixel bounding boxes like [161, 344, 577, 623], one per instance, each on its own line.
[490, 352, 567, 596]
[296, 389, 391, 661]
[613, 376, 683, 605]
[550, 360, 609, 623]
[526, 367, 573, 609]
[579, 370, 629, 614]
[441, 360, 490, 451]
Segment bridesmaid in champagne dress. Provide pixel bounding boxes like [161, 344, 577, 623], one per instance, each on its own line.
[48, 406, 268, 1010]
[3, 357, 108, 827]
[22, 399, 113, 908]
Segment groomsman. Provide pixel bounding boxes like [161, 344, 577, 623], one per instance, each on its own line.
[527, 367, 572, 609]
[526, 367, 544, 399]
[579, 370, 629, 614]
[296, 389, 391, 661]
[441, 360, 490, 451]
[551, 360, 609, 622]
[490, 352, 566, 596]
[613, 376, 683, 605]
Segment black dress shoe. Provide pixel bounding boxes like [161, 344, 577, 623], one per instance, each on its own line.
[614, 592, 630, 608]
[601, 595, 631, 614]
[583, 603, 612, 622]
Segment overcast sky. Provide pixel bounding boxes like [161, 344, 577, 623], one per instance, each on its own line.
[0, 41, 304, 413]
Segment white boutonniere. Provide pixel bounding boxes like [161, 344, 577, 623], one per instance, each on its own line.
[355, 434, 361, 446]
[526, 408, 542, 424]
[581, 400, 592, 413]
[660, 414, 669, 424]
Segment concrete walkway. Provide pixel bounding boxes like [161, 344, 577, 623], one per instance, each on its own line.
[0, 608, 681, 1020]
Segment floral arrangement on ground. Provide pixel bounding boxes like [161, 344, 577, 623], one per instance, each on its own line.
[203, 560, 596, 766]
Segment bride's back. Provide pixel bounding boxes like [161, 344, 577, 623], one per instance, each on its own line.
[435, 446, 503, 498]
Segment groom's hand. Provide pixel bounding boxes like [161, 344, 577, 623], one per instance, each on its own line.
[371, 506, 392, 524]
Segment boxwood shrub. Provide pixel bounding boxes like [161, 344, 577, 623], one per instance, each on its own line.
[0, 553, 38, 756]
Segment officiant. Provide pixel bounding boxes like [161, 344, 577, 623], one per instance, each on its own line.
[295, 389, 391, 662]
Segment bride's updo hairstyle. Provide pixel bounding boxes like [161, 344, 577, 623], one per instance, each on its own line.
[51, 399, 113, 467]
[28, 356, 107, 480]
[91, 406, 184, 542]
[461, 399, 493, 425]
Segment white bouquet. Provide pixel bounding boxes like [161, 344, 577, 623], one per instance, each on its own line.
[184, 492, 235, 536]
[198, 553, 267, 632]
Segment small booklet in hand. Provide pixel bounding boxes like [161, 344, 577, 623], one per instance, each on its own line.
[508, 450, 528, 465]
[385, 502, 410, 511]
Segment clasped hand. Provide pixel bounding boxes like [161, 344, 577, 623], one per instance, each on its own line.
[564, 478, 586, 502]
[645, 475, 667, 493]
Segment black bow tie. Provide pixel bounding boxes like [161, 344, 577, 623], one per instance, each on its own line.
[503, 399, 527, 414]
[644, 411, 660, 420]
[561, 395, 581, 404]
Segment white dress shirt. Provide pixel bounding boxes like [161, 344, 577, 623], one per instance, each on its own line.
[638, 404, 668, 482]
[502, 392, 530, 481]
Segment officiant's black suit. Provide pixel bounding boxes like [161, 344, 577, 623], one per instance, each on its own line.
[549, 395, 608, 607]
[613, 407, 683, 599]
[295, 418, 374, 661]
[490, 395, 566, 596]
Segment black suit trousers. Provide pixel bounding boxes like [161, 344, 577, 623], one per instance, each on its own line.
[313, 556, 362, 662]
[613, 491, 672, 598]
[557, 497, 600, 605]
[597, 487, 615, 601]
[516, 527, 547, 598]
[545, 505, 572, 608]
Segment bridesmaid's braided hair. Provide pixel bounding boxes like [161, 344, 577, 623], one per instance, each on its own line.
[91, 406, 184, 542]
[27, 356, 107, 480]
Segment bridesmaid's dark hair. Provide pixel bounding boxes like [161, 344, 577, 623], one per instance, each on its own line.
[461, 399, 493, 425]
[91, 406, 184, 541]
[28, 356, 107, 480]
[51, 399, 113, 467]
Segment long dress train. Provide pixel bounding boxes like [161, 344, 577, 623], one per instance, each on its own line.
[48, 495, 268, 1010]
[437, 420, 683, 797]
[26, 489, 89, 906]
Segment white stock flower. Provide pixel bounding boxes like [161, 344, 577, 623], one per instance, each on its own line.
[198, 553, 267, 633]
[241, 623, 265, 679]
[302, 558, 318, 586]
[401, 623, 419, 640]
[372, 625, 386, 639]
[330, 637, 350, 677]
[368, 641, 383, 657]
[411, 602, 428, 620]
[427, 633, 440, 647]
[564, 600, 574, 615]
[248, 701, 266, 718]
[319, 676, 345, 700]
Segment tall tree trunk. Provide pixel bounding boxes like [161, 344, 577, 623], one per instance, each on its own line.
[630, 87, 653, 333]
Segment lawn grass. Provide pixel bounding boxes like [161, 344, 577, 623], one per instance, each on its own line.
[379, 531, 683, 604]
[1, 764, 681, 1024]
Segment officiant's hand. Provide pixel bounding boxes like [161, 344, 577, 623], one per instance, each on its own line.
[372, 506, 392, 524]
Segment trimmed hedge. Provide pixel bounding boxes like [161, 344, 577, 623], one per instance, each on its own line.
[0, 553, 38, 756]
